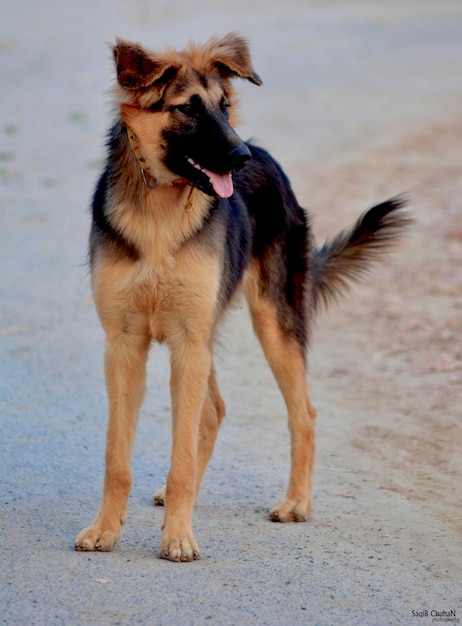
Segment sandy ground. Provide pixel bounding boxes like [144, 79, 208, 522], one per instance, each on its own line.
[1, 1, 461, 625]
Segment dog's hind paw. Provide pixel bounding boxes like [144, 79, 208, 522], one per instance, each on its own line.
[153, 485, 166, 506]
[75, 524, 120, 552]
[270, 498, 311, 523]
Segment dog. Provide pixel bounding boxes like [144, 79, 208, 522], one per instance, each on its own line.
[74, 33, 410, 561]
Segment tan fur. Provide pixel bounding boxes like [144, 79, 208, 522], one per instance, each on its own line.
[244, 264, 317, 521]
[77, 227, 225, 557]
[76, 33, 385, 563]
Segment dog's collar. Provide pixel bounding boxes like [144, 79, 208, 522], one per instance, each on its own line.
[127, 127, 160, 189]
[126, 127, 196, 212]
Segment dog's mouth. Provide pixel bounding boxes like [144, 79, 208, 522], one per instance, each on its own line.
[185, 157, 234, 199]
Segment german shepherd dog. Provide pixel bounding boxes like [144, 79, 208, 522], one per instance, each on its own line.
[75, 34, 409, 561]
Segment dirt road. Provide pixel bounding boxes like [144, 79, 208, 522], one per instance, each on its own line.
[1, 1, 461, 624]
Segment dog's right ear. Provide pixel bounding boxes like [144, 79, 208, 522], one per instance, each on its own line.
[113, 39, 180, 91]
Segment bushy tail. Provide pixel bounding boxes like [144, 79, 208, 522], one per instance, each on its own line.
[313, 196, 412, 309]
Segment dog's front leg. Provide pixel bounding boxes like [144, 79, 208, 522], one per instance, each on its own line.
[75, 328, 150, 552]
[159, 338, 212, 562]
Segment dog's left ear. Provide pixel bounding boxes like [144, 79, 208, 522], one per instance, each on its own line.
[207, 33, 262, 86]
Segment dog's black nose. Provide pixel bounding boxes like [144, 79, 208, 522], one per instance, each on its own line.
[228, 145, 251, 171]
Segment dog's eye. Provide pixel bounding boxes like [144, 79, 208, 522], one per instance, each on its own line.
[171, 103, 193, 116]
[220, 98, 231, 114]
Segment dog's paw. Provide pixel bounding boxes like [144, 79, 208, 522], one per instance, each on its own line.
[270, 497, 311, 523]
[159, 535, 200, 562]
[153, 485, 166, 506]
[75, 524, 120, 552]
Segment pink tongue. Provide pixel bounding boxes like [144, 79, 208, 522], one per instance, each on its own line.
[203, 169, 234, 198]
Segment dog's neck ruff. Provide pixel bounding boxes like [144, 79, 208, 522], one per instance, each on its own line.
[126, 127, 196, 212]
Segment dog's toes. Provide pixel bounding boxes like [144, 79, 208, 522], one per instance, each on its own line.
[159, 536, 200, 562]
[270, 497, 311, 523]
[153, 485, 166, 506]
[75, 524, 120, 552]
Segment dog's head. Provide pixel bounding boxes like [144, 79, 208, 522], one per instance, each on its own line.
[113, 33, 262, 197]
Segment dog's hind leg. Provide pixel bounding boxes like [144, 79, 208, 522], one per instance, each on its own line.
[75, 313, 151, 551]
[196, 364, 226, 496]
[245, 274, 316, 522]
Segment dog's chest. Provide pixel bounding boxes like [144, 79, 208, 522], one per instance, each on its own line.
[96, 243, 221, 344]
[124, 258, 187, 336]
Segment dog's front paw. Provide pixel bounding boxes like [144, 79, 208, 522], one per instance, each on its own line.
[153, 485, 166, 506]
[270, 497, 311, 522]
[159, 535, 200, 562]
[75, 523, 121, 552]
